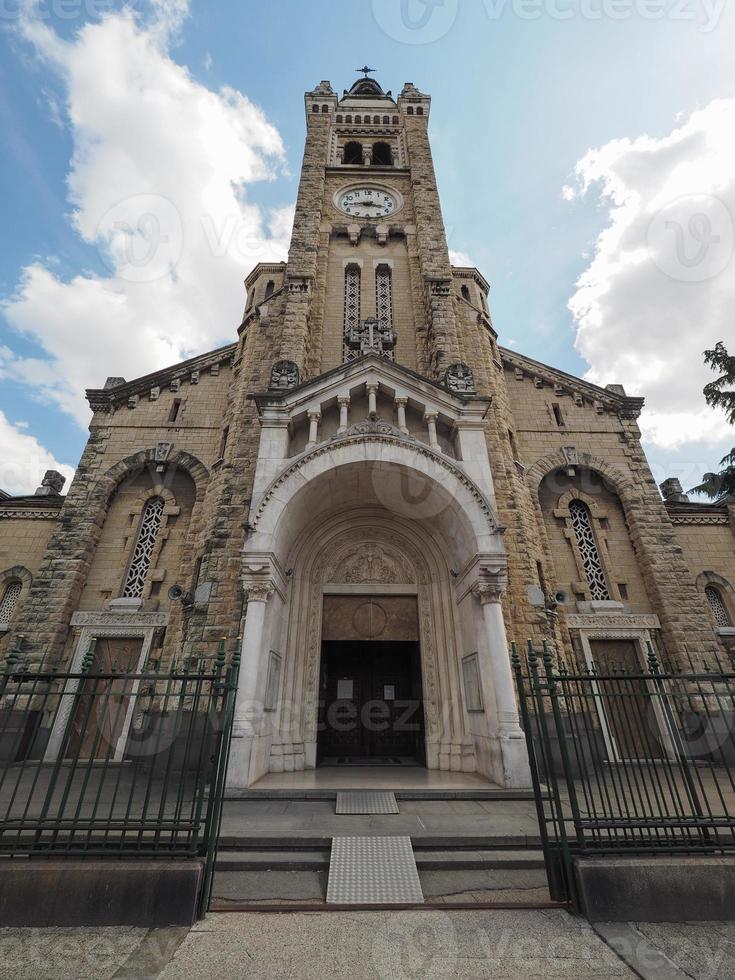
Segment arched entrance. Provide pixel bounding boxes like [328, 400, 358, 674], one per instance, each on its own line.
[228, 434, 530, 789]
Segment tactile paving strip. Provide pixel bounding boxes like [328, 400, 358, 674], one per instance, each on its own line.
[335, 791, 399, 814]
[326, 836, 424, 905]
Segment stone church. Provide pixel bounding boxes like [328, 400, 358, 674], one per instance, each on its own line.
[1, 74, 734, 789]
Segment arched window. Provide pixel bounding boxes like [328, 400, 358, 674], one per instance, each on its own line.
[407, 106, 414, 115]
[375, 263, 393, 329]
[264, 280, 275, 299]
[373, 115, 380, 124]
[461, 285, 471, 301]
[392, 115, 399, 124]
[343, 141, 363, 165]
[355, 115, 362, 124]
[569, 499, 610, 601]
[122, 496, 165, 599]
[705, 586, 731, 627]
[372, 142, 392, 166]
[417, 106, 424, 116]
[321, 104, 329, 113]
[382, 115, 389, 125]
[336, 114, 343, 123]
[343, 264, 361, 362]
[0, 580, 22, 627]
[345, 115, 352, 123]
[311, 104, 319, 113]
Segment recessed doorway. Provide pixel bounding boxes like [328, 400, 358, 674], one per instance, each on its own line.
[318, 640, 425, 765]
[317, 594, 425, 766]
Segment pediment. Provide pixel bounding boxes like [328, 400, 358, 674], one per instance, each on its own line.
[252, 355, 489, 424]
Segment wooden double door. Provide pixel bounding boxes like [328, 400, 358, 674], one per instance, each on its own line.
[318, 640, 425, 762]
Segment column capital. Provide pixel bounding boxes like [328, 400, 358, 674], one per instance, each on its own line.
[423, 409, 439, 422]
[366, 382, 380, 394]
[472, 570, 508, 604]
[394, 395, 408, 407]
[337, 393, 351, 406]
[243, 579, 276, 603]
[306, 408, 322, 421]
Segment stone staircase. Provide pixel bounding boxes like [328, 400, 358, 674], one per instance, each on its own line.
[210, 789, 556, 910]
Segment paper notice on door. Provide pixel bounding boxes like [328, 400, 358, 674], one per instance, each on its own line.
[383, 685, 396, 701]
[337, 678, 354, 700]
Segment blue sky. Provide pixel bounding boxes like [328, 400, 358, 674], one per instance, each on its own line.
[1, 0, 734, 495]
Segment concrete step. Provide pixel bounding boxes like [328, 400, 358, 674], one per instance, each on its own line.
[210, 866, 552, 907]
[225, 788, 539, 802]
[215, 848, 545, 872]
[218, 834, 543, 849]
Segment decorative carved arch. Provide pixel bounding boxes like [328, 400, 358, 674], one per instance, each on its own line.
[251, 433, 498, 533]
[93, 448, 209, 508]
[526, 449, 637, 502]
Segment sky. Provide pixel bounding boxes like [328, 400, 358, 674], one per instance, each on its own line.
[0, 0, 734, 496]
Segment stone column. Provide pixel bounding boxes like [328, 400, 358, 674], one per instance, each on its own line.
[337, 394, 350, 434]
[395, 396, 409, 434]
[227, 579, 275, 788]
[472, 572, 531, 788]
[306, 409, 321, 450]
[424, 410, 439, 450]
[367, 383, 379, 418]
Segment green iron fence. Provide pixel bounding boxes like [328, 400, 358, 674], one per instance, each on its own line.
[0, 637, 239, 917]
[513, 640, 735, 907]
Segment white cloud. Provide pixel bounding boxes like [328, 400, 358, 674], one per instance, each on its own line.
[449, 249, 474, 267]
[2, 2, 292, 427]
[567, 99, 735, 451]
[0, 411, 75, 496]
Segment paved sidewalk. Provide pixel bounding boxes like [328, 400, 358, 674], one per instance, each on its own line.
[2, 914, 734, 978]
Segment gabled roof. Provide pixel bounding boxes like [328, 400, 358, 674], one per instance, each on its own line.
[86, 343, 237, 413]
[500, 347, 645, 419]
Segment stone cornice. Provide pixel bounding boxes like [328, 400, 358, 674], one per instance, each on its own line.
[70, 610, 169, 628]
[0, 507, 61, 521]
[500, 348, 645, 419]
[86, 343, 237, 413]
[670, 514, 730, 526]
[450, 266, 491, 293]
[666, 502, 730, 525]
[244, 261, 287, 289]
[565, 613, 660, 631]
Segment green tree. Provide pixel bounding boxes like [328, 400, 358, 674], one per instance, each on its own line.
[691, 342, 735, 500]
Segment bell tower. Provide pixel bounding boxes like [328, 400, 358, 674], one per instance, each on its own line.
[248, 73, 464, 385]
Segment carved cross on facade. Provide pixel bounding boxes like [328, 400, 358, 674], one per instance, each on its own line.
[346, 316, 396, 359]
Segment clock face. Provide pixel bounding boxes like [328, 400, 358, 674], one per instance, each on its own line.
[337, 186, 399, 219]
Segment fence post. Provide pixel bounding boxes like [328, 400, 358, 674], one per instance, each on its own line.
[199, 642, 240, 918]
[512, 643, 563, 902]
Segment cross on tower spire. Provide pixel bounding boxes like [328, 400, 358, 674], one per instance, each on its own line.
[355, 65, 376, 78]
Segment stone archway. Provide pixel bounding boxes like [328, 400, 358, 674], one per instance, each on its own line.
[227, 437, 531, 789]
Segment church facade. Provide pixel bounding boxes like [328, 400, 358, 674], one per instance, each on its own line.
[1, 75, 734, 789]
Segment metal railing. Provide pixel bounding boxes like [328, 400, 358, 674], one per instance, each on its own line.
[0, 638, 239, 915]
[513, 640, 735, 906]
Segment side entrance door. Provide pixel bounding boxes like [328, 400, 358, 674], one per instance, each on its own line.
[66, 637, 143, 761]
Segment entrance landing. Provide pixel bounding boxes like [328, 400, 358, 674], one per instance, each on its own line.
[244, 768, 501, 793]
